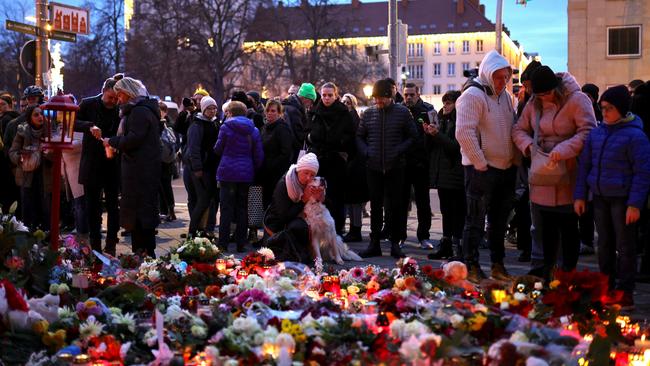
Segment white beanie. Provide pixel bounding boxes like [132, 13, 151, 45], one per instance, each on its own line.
[200, 96, 217, 114]
[296, 153, 319, 174]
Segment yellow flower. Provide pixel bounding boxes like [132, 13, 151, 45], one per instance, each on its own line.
[394, 278, 405, 290]
[281, 319, 292, 333]
[549, 280, 561, 289]
[347, 285, 360, 295]
[32, 320, 49, 335]
[296, 334, 307, 343]
[84, 300, 97, 308]
[469, 314, 487, 331]
[291, 324, 302, 335]
[42, 329, 67, 351]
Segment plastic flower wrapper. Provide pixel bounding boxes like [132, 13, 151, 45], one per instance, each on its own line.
[175, 236, 221, 263]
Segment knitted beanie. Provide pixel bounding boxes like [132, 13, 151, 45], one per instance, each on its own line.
[372, 79, 393, 98]
[600, 85, 631, 116]
[298, 83, 317, 101]
[296, 153, 319, 174]
[200, 96, 217, 114]
[530, 66, 560, 94]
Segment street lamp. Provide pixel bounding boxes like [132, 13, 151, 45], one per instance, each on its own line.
[363, 84, 373, 99]
[40, 93, 79, 250]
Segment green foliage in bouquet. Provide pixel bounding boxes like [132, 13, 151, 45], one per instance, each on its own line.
[174, 237, 221, 263]
[98, 282, 147, 313]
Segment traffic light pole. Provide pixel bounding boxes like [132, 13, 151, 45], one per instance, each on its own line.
[35, 0, 49, 87]
[495, 0, 503, 55]
[388, 0, 398, 81]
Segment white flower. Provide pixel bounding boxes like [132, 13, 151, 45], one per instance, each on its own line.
[514, 292, 527, 302]
[262, 326, 279, 343]
[10, 216, 28, 232]
[500, 301, 510, 310]
[534, 282, 543, 290]
[221, 284, 240, 297]
[144, 329, 157, 347]
[510, 330, 529, 343]
[399, 335, 423, 361]
[79, 316, 105, 340]
[165, 305, 189, 322]
[58, 306, 76, 320]
[403, 320, 429, 339]
[316, 316, 336, 329]
[177, 244, 188, 253]
[257, 247, 275, 261]
[449, 314, 464, 328]
[389, 319, 406, 339]
[275, 332, 295, 350]
[191, 325, 207, 338]
[275, 277, 295, 291]
[112, 312, 136, 333]
[232, 317, 261, 337]
[194, 238, 202, 245]
[147, 270, 161, 282]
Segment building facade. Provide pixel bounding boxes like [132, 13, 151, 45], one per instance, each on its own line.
[245, 0, 533, 105]
[568, 0, 650, 92]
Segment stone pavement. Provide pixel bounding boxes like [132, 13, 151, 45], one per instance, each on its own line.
[109, 177, 650, 319]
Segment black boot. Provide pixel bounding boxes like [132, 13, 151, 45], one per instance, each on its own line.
[428, 237, 452, 259]
[390, 241, 406, 259]
[359, 240, 382, 258]
[342, 226, 362, 242]
[449, 237, 463, 261]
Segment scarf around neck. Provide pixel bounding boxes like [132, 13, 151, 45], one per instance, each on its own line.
[285, 165, 305, 203]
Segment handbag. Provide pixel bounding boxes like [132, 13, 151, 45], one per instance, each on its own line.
[247, 185, 264, 228]
[528, 109, 569, 186]
[21, 148, 41, 173]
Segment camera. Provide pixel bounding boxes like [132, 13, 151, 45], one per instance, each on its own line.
[463, 68, 479, 79]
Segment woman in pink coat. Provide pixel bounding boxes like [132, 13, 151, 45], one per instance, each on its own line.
[512, 66, 596, 280]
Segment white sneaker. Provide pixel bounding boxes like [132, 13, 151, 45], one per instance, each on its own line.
[419, 239, 435, 249]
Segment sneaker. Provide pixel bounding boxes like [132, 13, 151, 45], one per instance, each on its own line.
[491, 263, 512, 281]
[579, 243, 595, 255]
[467, 265, 488, 283]
[419, 239, 435, 249]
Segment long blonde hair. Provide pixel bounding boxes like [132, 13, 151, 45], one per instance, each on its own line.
[533, 83, 568, 112]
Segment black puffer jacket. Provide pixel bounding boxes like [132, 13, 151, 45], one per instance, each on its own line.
[108, 97, 162, 230]
[308, 100, 355, 159]
[184, 113, 220, 176]
[428, 108, 463, 189]
[356, 102, 417, 172]
[263, 174, 305, 233]
[260, 119, 293, 185]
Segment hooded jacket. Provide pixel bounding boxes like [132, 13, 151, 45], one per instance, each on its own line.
[455, 50, 517, 171]
[575, 113, 650, 209]
[512, 72, 596, 206]
[184, 113, 220, 175]
[214, 115, 264, 183]
[356, 102, 417, 172]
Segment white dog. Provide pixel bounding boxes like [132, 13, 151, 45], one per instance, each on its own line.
[303, 177, 362, 270]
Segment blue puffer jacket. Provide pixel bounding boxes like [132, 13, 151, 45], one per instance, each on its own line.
[214, 116, 264, 183]
[575, 113, 650, 208]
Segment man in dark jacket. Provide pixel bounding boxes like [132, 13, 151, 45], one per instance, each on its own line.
[357, 79, 417, 259]
[184, 96, 221, 237]
[308, 82, 355, 234]
[282, 83, 317, 159]
[0, 94, 20, 213]
[75, 74, 122, 254]
[400, 83, 436, 249]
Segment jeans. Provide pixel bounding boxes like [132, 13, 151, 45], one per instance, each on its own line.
[400, 164, 432, 241]
[218, 182, 249, 247]
[73, 196, 89, 234]
[189, 172, 217, 235]
[530, 203, 580, 276]
[438, 188, 466, 240]
[593, 195, 637, 293]
[462, 166, 516, 265]
[85, 174, 120, 243]
[367, 166, 405, 244]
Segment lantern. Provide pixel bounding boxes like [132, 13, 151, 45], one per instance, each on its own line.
[41, 94, 78, 146]
[215, 259, 227, 273]
[40, 93, 79, 250]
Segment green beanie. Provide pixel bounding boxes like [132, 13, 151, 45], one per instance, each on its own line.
[297, 83, 317, 101]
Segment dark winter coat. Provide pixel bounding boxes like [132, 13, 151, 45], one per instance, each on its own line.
[0, 111, 19, 138]
[428, 108, 464, 190]
[344, 108, 368, 204]
[8, 122, 51, 190]
[281, 95, 307, 152]
[308, 100, 355, 160]
[75, 95, 121, 186]
[184, 113, 220, 176]
[631, 82, 650, 138]
[3, 114, 26, 159]
[264, 174, 305, 233]
[214, 115, 264, 183]
[575, 113, 650, 209]
[260, 119, 293, 187]
[356, 102, 417, 172]
[108, 97, 161, 230]
[404, 99, 435, 168]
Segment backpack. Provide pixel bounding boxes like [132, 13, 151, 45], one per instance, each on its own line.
[160, 125, 177, 163]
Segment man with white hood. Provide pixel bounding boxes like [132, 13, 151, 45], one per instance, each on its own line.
[455, 50, 518, 282]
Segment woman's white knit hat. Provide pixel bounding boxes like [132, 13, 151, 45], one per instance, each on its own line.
[296, 153, 319, 174]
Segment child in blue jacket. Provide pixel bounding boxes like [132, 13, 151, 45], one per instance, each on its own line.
[574, 85, 650, 309]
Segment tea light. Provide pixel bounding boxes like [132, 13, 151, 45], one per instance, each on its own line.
[73, 354, 90, 365]
[635, 334, 650, 349]
[58, 353, 74, 363]
[331, 275, 341, 296]
[215, 259, 227, 273]
[491, 289, 507, 304]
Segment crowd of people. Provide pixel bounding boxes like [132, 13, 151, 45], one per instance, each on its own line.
[2, 49, 650, 308]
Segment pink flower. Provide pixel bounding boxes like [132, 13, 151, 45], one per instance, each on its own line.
[234, 289, 270, 307]
[350, 267, 365, 280]
[4, 256, 24, 271]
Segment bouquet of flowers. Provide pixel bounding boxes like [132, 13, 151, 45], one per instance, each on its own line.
[175, 237, 221, 263]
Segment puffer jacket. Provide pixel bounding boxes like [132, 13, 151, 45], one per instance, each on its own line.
[512, 72, 596, 206]
[428, 108, 464, 189]
[356, 102, 417, 172]
[184, 113, 220, 176]
[214, 115, 264, 183]
[308, 99, 355, 159]
[575, 113, 650, 208]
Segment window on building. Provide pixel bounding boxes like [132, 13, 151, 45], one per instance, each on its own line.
[447, 84, 457, 91]
[607, 25, 642, 57]
[462, 62, 470, 71]
[433, 85, 442, 95]
[462, 40, 470, 53]
[433, 63, 441, 77]
[448, 41, 455, 54]
[408, 43, 415, 57]
[407, 64, 423, 79]
[447, 62, 455, 76]
[416, 43, 423, 57]
[476, 39, 484, 52]
[433, 42, 441, 55]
